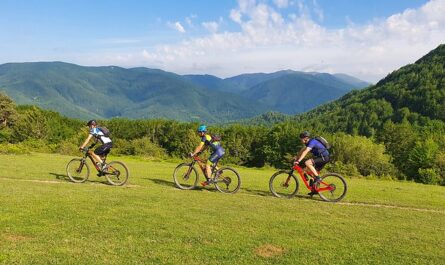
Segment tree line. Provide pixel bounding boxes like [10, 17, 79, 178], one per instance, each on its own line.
[1, 92, 443, 185]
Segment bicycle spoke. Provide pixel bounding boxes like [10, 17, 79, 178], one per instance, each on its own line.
[173, 163, 198, 190]
[214, 167, 241, 194]
[317, 173, 347, 202]
[269, 171, 299, 198]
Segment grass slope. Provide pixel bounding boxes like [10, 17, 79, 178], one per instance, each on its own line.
[0, 153, 444, 264]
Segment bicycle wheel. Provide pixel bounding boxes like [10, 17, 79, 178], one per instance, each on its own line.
[105, 161, 129, 186]
[317, 173, 347, 202]
[213, 167, 241, 194]
[66, 158, 90, 183]
[269, 170, 299, 198]
[173, 163, 199, 190]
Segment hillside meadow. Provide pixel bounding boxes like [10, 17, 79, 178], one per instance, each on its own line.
[1, 153, 444, 264]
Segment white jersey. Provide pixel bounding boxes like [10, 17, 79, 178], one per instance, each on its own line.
[89, 127, 112, 144]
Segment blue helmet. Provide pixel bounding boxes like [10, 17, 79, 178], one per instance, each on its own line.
[197, 125, 207, 132]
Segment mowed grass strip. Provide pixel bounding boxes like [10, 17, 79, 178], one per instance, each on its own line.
[0, 153, 444, 264]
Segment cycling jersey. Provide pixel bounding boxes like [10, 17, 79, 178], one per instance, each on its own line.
[306, 138, 329, 157]
[201, 134, 223, 152]
[90, 127, 112, 144]
[201, 134, 225, 165]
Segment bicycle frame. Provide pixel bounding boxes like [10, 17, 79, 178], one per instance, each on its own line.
[289, 164, 334, 193]
[79, 146, 107, 173]
[189, 155, 218, 179]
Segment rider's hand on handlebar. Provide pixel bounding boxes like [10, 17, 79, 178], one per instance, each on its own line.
[189, 152, 194, 157]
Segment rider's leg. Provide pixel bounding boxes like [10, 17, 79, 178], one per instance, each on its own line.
[304, 159, 319, 177]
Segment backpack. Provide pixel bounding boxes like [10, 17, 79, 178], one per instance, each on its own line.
[98, 126, 111, 137]
[315, 136, 331, 149]
[210, 134, 221, 142]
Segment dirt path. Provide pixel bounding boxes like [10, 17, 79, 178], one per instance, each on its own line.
[1, 176, 443, 213]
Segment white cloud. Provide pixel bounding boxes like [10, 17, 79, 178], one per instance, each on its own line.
[167, 21, 186, 33]
[128, 0, 445, 82]
[274, 0, 289, 8]
[202, 21, 219, 33]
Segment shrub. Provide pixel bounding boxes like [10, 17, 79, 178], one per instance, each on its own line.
[418, 168, 441, 185]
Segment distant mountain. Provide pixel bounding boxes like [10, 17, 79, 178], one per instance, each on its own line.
[0, 62, 370, 122]
[183, 74, 236, 92]
[0, 62, 269, 123]
[240, 72, 366, 114]
[333, 73, 372, 89]
[223, 70, 296, 93]
[184, 70, 370, 115]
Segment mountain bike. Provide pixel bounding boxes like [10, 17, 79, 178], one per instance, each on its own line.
[173, 154, 241, 194]
[269, 161, 347, 202]
[66, 145, 129, 186]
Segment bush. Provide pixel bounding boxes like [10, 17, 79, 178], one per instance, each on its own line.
[0, 143, 30, 154]
[331, 134, 396, 177]
[131, 137, 167, 158]
[418, 168, 442, 185]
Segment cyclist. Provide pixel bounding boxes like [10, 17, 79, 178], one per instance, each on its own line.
[294, 131, 330, 194]
[190, 125, 225, 186]
[79, 120, 113, 173]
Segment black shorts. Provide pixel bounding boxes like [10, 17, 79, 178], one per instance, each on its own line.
[312, 155, 330, 171]
[94, 142, 113, 156]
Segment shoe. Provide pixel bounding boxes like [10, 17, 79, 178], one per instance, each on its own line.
[201, 181, 209, 186]
[307, 191, 318, 196]
[97, 172, 104, 177]
[312, 176, 322, 187]
[200, 179, 214, 186]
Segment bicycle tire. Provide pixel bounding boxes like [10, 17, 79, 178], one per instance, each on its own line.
[317, 173, 347, 202]
[105, 161, 129, 186]
[269, 170, 299, 198]
[173, 163, 199, 190]
[213, 167, 241, 194]
[66, 158, 90, 183]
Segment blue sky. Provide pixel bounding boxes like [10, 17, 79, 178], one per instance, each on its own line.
[0, 0, 444, 82]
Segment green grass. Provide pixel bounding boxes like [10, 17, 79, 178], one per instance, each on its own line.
[0, 153, 444, 264]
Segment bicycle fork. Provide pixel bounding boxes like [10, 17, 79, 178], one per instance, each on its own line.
[283, 170, 294, 187]
[76, 158, 86, 173]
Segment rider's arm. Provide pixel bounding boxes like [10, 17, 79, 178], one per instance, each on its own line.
[191, 142, 205, 156]
[79, 134, 93, 149]
[295, 147, 312, 164]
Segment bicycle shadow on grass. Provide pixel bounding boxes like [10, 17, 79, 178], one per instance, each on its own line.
[240, 188, 270, 197]
[49, 172, 111, 185]
[49, 172, 70, 181]
[148, 178, 218, 192]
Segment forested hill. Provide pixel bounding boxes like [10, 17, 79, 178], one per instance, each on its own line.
[295, 44, 445, 136]
[0, 62, 270, 123]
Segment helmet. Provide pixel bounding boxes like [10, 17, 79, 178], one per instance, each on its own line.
[299, 131, 311, 139]
[86, 120, 97, 126]
[197, 125, 207, 133]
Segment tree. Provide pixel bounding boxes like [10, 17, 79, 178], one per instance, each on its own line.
[0, 92, 17, 128]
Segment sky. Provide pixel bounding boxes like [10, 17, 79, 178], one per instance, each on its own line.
[0, 0, 444, 82]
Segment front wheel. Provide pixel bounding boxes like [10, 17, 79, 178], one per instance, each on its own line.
[104, 161, 129, 186]
[66, 158, 90, 183]
[269, 170, 299, 198]
[213, 167, 241, 194]
[173, 163, 199, 190]
[316, 173, 347, 202]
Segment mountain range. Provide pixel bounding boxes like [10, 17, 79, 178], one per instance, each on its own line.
[0, 62, 370, 122]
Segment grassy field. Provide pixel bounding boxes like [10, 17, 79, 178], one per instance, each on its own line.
[0, 153, 444, 264]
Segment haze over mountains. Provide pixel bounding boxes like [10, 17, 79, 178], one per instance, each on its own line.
[0, 62, 370, 122]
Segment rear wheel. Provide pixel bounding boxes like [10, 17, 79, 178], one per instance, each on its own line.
[213, 167, 241, 194]
[66, 158, 90, 183]
[173, 163, 199, 190]
[317, 173, 347, 202]
[269, 171, 299, 198]
[104, 161, 129, 186]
